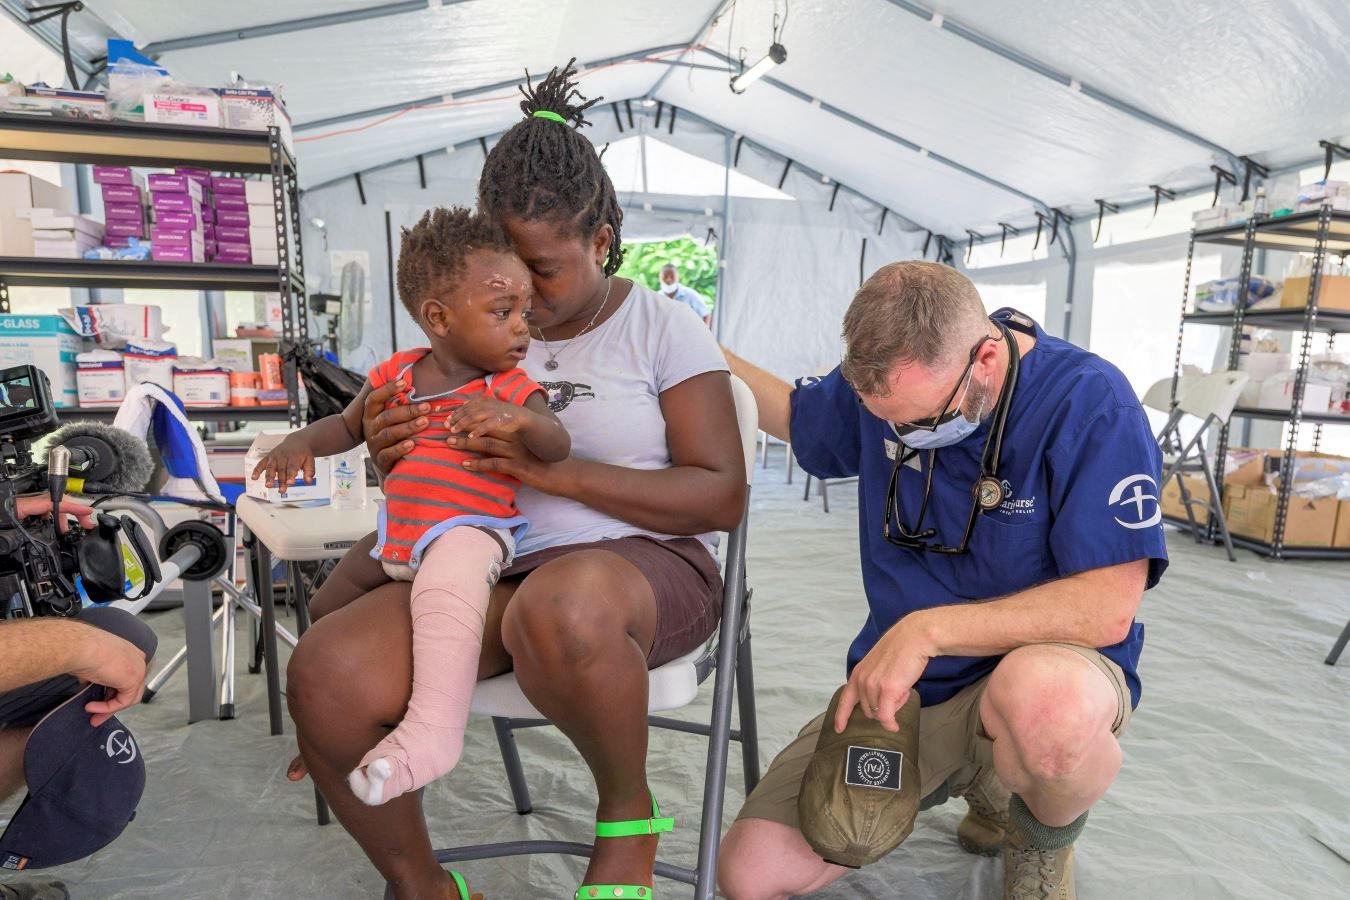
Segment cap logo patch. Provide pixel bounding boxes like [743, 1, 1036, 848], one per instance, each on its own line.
[105, 730, 138, 765]
[845, 746, 902, 791]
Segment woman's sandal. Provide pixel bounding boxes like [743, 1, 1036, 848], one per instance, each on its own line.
[573, 792, 674, 900]
[449, 869, 482, 900]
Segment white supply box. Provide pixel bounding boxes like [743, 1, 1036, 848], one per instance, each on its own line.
[244, 430, 334, 504]
[173, 363, 231, 407]
[76, 349, 126, 406]
[60, 304, 165, 346]
[210, 339, 254, 373]
[144, 89, 221, 127]
[243, 179, 275, 206]
[216, 88, 293, 150]
[123, 339, 177, 392]
[0, 172, 72, 256]
[0, 315, 81, 407]
[1256, 378, 1332, 413]
[29, 211, 104, 239]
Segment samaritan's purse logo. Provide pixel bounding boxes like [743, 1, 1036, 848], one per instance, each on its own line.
[844, 746, 902, 791]
[1109, 474, 1161, 529]
[105, 729, 138, 765]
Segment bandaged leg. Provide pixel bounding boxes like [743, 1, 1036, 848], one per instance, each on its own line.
[348, 526, 505, 805]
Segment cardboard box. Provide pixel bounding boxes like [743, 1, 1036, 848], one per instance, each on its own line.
[212, 177, 246, 195]
[147, 174, 204, 201]
[216, 209, 249, 228]
[60, 304, 165, 345]
[1224, 483, 1339, 546]
[0, 173, 72, 256]
[91, 167, 143, 187]
[1334, 501, 1350, 548]
[1280, 275, 1350, 313]
[1160, 473, 1211, 520]
[244, 430, 332, 503]
[104, 201, 146, 222]
[211, 339, 254, 373]
[214, 194, 248, 212]
[151, 193, 200, 215]
[100, 183, 143, 204]
[0, 315, 81, 407]
[20, 85, 108, 119]
[29, 212, 103, 239]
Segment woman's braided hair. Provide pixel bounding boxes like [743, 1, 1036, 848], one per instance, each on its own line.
[478, 58, 625, 276]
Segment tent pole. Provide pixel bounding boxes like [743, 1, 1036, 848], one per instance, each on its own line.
[715, 131, 733, 341]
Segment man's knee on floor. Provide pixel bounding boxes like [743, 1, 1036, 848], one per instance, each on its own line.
[77, 606, 157, 661]
[985, 650, 1115, 782]
[717, 820, 815, 900]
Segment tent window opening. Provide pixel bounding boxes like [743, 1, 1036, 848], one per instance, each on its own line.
[964, 231, 1050, 269]
[1093, 192, 1216, 248]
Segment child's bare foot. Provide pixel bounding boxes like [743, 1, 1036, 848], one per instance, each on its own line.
[286, 753, 308, 782]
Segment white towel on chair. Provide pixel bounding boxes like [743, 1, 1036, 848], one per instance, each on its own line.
[113, 382, 226, 503]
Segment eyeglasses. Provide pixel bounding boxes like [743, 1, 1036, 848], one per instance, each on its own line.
[894, 336, 993, 434]
[881, 327, 1019, 555]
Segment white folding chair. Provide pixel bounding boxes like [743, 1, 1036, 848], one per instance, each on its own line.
[1146, 371, 1249, 561]
[414, 375, 762, 900]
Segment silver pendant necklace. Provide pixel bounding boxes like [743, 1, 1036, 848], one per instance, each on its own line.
[536, 277, 612, 372]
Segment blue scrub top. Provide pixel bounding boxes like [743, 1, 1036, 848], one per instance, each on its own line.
[790, 308, 1168, 709]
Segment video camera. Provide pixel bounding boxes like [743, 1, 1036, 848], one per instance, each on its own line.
[0, 365, 160, 619]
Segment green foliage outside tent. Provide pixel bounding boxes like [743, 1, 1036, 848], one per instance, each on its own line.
[617, 237, 718, 308]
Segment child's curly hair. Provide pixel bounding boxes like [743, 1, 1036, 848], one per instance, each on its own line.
[396, 206, 514, 320]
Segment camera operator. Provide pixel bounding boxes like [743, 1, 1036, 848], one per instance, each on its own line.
[0, 494, 157, 804]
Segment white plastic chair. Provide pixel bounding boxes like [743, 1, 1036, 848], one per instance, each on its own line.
[414, 375, 762, 900]
[1146, 371, 1249, 561]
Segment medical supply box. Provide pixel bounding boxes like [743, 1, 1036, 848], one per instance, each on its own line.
[0, 315, 81, 407]
[244, 430, 334, 504]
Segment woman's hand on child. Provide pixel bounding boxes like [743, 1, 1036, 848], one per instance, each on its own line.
[452, 430, 569, 494]
[250, 435, 316, 494]
[362, 380, 430, 476]
[446, 396, 525, 439]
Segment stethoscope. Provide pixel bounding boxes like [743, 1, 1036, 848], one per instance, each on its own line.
[973, 319, 1020, 511]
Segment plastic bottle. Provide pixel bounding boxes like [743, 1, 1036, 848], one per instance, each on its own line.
[330, 447, 367, 510]
[1254, 185, 1267, 216]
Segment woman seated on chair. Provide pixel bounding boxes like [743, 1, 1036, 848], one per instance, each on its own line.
[284, 60, 746, 900]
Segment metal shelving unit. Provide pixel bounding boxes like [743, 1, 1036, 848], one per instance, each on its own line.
[1171, 206, 1350, 559]
[55, 406, 294, 423]
[0, 114, 307, 427]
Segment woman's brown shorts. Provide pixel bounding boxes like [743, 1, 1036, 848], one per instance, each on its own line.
[501, 535, 723, 668]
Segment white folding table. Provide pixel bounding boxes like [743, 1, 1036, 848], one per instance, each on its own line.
[234, 492, 382, 735]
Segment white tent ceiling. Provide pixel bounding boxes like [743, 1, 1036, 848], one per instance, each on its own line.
[12, 0, 1350, 241]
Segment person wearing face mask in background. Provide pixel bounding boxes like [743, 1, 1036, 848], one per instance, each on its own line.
[659, 263, 712, 327]
[718, 261, 1167, 900]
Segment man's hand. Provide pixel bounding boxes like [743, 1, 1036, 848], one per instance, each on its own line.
[834, 614, 936, 734]
[69, 626, 150, 726]
[15, 495, 96, 534]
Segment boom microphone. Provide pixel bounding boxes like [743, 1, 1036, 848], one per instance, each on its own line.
[42, 422, 155, 494]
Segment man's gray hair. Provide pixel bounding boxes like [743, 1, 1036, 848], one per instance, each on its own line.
[840, 261, 990, 397]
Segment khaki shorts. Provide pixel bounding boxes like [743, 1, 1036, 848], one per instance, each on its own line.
[737, 643, 1132, 829]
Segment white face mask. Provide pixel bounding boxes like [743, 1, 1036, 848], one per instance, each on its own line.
[893, 372, 989, 450]
[661, 277, 680, 294]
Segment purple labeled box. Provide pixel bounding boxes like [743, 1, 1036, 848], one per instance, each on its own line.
[214, 225, 249, 243]
[156, 211, 200, 231]
[151, 227, 200, 246]
[213, 194, 248, 212]
[92, 166, 136, 185]
[104, 202, 145, 222]
[214, 244, 252, 264]
[152, 193, 201, 215]
[202, 221, 216, 241]
[152, 244, 205, 263]
[105, 220, 147, 238]
[175, 167, 212, 187]
[146, 174, 204, 201]
[100, 183, 142, 204]
[211, 177, 245, 195]
[215, 209, 249, 228]
[202, 239, 218, 258]
[198, 206, 215, 224]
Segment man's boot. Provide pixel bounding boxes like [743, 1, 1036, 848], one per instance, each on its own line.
[956, 766, 1010, 856]
[1002, 795, 1080, 900]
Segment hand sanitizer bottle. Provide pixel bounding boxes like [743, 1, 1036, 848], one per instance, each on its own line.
[330, 447, 367, 510]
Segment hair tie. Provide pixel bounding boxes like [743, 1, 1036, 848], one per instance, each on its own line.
[532, 110, 566, 124]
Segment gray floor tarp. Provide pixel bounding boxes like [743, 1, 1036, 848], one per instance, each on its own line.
[4, 455, 1348, 898]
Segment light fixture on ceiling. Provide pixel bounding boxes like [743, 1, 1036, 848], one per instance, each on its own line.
[641, 98, 658, 108]
[730, 42, 787, 94]
[310, 217, 328, 251]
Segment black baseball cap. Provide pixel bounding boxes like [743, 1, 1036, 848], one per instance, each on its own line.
[0, 685, 145, 871]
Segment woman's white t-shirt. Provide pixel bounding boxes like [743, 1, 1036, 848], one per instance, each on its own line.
[515, 281, 729, 556]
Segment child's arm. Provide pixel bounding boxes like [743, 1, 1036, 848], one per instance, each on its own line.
[249, 382, 373, 492]
[446, 392, 570, 462]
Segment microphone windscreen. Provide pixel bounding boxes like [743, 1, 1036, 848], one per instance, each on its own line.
[44, 422, 155, 494]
